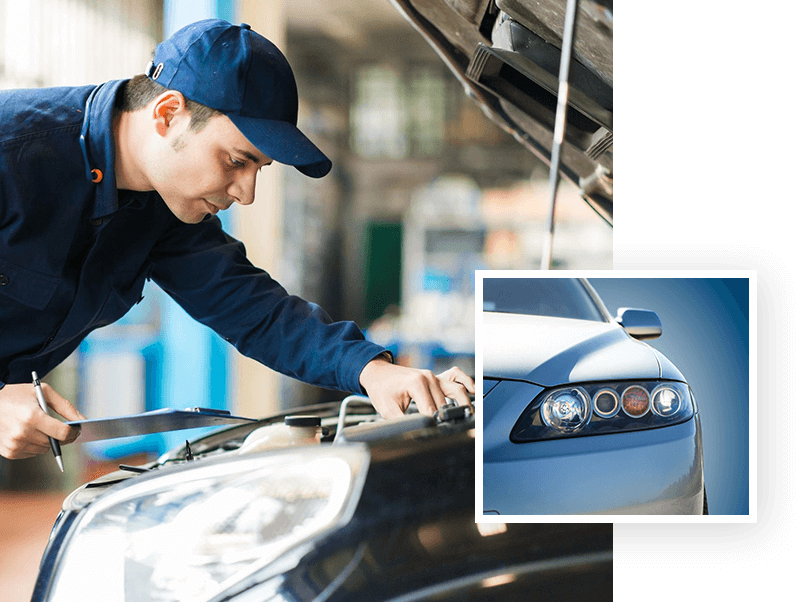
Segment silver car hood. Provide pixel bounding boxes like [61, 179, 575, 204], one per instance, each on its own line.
[483, 312, 664, 386]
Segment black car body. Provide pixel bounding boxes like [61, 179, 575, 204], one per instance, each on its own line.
[32, 400, 611, 601]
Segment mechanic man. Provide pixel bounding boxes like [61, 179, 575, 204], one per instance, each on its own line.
[0, 19, 474, 461]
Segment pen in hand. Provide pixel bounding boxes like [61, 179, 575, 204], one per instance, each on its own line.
[32, 371, 64, 473]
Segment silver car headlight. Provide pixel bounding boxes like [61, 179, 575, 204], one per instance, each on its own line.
[511, 380, 695, 442]
[47, 445, 369, 602]
[540, 387, 592, 433]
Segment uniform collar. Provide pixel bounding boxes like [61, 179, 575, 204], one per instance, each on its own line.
[81, 79, 148, 220]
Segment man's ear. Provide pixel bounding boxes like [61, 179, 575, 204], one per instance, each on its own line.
[152, 91, 187, 137]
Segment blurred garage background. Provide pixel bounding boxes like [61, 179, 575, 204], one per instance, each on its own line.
[0, 1, 610, 596]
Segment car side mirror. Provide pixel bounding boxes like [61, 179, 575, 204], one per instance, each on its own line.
[615, 308, 662, 340]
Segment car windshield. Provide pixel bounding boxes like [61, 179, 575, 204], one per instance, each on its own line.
[483, 278, 605, 322]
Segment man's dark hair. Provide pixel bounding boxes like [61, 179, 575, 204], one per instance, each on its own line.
[117, 74, 222, 132]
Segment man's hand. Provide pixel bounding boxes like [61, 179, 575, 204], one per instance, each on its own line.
[0, 383, 85, 460]
[359, 359, 475, 419]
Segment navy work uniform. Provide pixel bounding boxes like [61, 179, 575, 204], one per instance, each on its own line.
[0, 80, 387, 393]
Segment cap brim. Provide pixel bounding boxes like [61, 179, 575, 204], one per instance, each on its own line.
[227, 114, 332, 178]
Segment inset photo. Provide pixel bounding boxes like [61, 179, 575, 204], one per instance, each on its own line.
[476, 272, 754, 521]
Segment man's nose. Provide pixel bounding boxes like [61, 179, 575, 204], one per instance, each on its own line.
[229, 172, 257, 206]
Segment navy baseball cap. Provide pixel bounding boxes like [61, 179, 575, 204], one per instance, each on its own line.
[146, 19, 331, 178]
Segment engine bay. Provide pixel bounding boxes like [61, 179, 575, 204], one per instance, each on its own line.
[63, 397, 475, 512]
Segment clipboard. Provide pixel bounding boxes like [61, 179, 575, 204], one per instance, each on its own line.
[66, 407, 258, 442]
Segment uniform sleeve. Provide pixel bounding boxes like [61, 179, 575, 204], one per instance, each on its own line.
[148, 215, 387, 394]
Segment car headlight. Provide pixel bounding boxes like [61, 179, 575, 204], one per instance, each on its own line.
[540, 388, 591, 433]
[621, 385, 650, 418]
[46, 445, 369, 602]
[511, 380, 694, 442]
[650, 384, 682, 417]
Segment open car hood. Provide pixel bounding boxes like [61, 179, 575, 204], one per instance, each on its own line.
[388, 0, 613, 223]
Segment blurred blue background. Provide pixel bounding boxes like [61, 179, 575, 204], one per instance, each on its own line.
[588, 278, 749, 515]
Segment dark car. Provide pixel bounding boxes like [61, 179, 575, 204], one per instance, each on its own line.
[388, 0, 613, 223]
[33, 399, 611, 601]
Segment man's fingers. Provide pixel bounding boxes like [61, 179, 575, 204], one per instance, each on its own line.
[435, 368, 475, 412]
[37, 384, 84, 442]
[1, 437, 51, 460]
[42, 384, 86, 421]
[384, 403, 407, 419]
[8, 427, 51, 450]
[0, 381, 83, 460]
[413, 395, 436, 416]
[359, 360, 476, 420]
[438, 367, 476, 394]
[25, 442, 51, 455]
[424, 371, 448, 409]
[442, 382, 473, 408]
[35, 413, 75, 442]
[417, 370, 449, 414]
[63, 426, 82, 444]
[455, 373, 475, 394]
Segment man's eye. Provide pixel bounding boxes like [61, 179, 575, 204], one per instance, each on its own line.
[229, 157, 245, 167]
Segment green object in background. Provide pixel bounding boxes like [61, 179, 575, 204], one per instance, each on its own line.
[364, 222, 403, 325]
